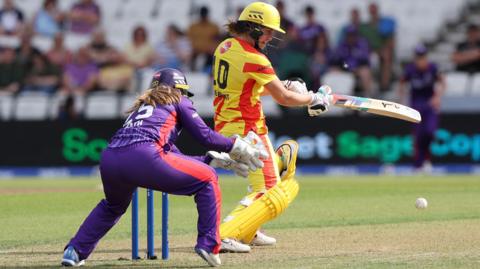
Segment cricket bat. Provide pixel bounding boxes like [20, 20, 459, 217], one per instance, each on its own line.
[330, 94, 421, 123]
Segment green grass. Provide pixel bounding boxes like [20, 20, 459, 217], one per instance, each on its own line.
[1, 175, 480, 268]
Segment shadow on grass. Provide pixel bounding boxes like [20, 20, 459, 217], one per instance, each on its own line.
[3, 246, 194, 256]
[1, 263, 210, 269]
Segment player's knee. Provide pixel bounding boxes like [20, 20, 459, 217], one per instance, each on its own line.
[101, 199, 130, 215]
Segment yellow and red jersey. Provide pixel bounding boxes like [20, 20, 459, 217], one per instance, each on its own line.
[212, 37, 278, 136]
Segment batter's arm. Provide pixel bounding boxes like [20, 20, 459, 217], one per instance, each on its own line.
[265, 79, 312, 106]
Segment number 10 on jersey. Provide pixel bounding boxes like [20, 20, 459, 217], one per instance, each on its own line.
[213, 56, 229, 90]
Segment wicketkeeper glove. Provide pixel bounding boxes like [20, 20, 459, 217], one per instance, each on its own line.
[282, 77, 308, 95]
[207, 151, 250, 178]
[308, 85, 332, 116]
[229, 131, 268, 171]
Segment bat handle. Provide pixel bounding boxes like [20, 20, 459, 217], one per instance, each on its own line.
[328, 93, 336, 104]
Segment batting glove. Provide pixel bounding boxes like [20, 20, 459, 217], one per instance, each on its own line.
[308, 85, 332, 116]
[207, 151, 250, 177]
[282, 77, 308, 95]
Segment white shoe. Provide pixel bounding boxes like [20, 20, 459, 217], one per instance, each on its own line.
[195, 247, 221, 267]
[220, 238, 251, 253]
[251, 231, 276, 246]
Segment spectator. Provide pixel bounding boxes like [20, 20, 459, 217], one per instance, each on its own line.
[154, 24, 191, 71]
[333, 26, 374, 96]
[58, 94, 80, 120]
[275, 27, 312, 87]
[22, 53, 61, 94]
[275, 1, 295, 33]
[0, 47, 24, 94]
[84, 28, 133, 92]
[15, 28, 42, 77]
[310, 33, 332, 90]
[359, 2, 395, 92]
[0, 0, 24, 36]
[62, 47, 98, 95]
[97, 51, 133, 93]
[68, 0, 101, 35]
[46, 33, 73, 67]
[398, 45, 445, 172]
[33, 0, 64, 37]
[87, 29, 116, 67]
[187, 6, 219, 72]
[338, 8, 361, 44]
[451, 24, 480, 73]
[125, 26, 155, 69]
[299, 5, 328, 55]
[125, 25, 155, 91]
[269, 1, 298, 73]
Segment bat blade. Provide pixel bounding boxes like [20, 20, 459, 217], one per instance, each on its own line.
[331, 94, 422, 123]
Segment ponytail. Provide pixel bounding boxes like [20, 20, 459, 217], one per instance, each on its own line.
[126, 85, 182, 114]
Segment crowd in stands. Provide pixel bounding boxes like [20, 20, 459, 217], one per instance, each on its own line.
[0, 0, 478, 119]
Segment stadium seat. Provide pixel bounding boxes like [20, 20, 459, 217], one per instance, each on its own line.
[185, 72, 211, 97]
[48, 93, 67, 120]
[321, 71, 355, 95]
[261, 97, 281, 117]
[119, 94, 137, 118]
[64, 33, 90, 51]
[469, 73, 480, 96]
[190, 96, 214, 117]
[14, 93, 50, 121]
[444, 72, 470, 97]
[0, 93, 14, 121]
[140, 68, 156, 91]
[84, 92, 119, 120]
[32, 36, 53, 53]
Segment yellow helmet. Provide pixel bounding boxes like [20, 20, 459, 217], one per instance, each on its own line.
[238, 2, 285, 34]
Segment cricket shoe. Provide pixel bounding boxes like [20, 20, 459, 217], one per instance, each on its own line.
[276, 140, 299, 180]
[61, 245, 85, 267]
[220, 238, 251, 253]
[250, 231, 277, 246]
[194, 247, 221, 267]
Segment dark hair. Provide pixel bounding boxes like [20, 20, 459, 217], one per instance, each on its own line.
[127, 85, 182, 114]
[200, 6, 209, 17]
[43, 0, 56, 8]
[226, 21, 260, 36]
[168, 24, 184, 36]
[133, 25, 147, 40]
[467, 24, 479, 32]
[305, 5, 314, 15]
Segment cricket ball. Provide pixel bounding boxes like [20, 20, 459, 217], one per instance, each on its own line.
[415, 197, 428, 209]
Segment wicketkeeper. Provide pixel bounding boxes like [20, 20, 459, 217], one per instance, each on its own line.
[61, 68, 267, 267]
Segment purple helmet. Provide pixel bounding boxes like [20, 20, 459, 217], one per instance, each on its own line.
[414, 44, 427, 56]
[150, 68, 193, 97]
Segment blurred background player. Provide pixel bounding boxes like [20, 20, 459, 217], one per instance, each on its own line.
[61, 68, 267, 267]
[211, 2, 332, 252]
[398, 45, 446, 173]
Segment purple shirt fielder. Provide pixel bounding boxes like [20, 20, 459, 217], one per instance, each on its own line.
[399, 45, 445, 169]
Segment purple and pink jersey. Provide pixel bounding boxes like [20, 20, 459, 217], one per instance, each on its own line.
[109, 96, 234, 156]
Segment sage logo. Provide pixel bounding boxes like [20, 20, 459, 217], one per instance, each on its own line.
[337, 131, 412, 163]
[62, 128, 108, 162]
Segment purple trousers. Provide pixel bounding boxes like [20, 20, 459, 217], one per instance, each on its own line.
[67, 143, 221, 260]
[413, 104, 438, 168]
